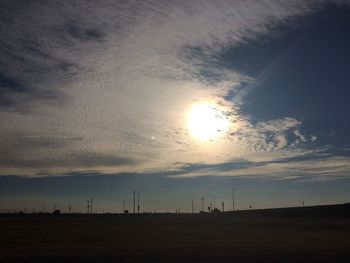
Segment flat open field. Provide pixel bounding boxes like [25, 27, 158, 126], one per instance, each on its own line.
[1, 204, 350, 262]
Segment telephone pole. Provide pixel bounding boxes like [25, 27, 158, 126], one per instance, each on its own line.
[137, 191, 140, 214]
[201, 197, 204, 212]
[222, 201, 224, 212]
[209, 194, 215, 209]
[191, 200, 194, 214]
[122, 200, 125, 213]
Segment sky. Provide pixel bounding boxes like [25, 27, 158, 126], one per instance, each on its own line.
[1, 0, 350, 213]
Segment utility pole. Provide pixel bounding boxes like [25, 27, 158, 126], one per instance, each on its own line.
[137, 191, 140, 214]
[53, 203, 57, 211]
[201, 197, 204, 212]
[69, 204, 72, 213]
[87, 200, 90, 214]
[133, 189, 136, 214]
[122, 200, 125, 214]
[222, 201, 224, 212]
[232, 189, 235, 211]
[191, 200, 194, 214]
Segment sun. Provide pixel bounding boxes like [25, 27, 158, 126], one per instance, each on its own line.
[188, 102, 230, 141]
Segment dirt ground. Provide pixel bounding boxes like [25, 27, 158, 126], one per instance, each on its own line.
[1, 204, 350, 262]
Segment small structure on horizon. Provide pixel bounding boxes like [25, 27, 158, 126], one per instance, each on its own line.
[52, 209, 60, 215]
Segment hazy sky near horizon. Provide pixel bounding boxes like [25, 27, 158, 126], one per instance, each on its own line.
[1, 1, 350, 211]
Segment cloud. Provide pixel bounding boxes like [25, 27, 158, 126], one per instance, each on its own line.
[0, 133, 139, 176]
[256, 118, 300, 133]
[0, 74, 69, 113]
[0, 0, 347, 177]
[227, 117, 316, 156]
[64, 24, 105, 42]
[171, 154, 350, 181]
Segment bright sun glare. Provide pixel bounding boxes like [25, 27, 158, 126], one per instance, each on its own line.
[188, 102, 230, 141]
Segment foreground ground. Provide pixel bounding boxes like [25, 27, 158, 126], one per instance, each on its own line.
[1, 204, 350, 262]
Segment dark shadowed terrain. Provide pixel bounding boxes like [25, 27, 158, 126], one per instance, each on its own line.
[1, 204, 350, 263]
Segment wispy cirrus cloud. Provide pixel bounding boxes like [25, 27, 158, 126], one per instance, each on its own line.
[171, 152, 350, 181]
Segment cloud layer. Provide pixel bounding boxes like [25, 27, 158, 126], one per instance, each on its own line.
[1, 0, 350, 179]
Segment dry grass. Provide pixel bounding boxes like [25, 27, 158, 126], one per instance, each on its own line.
[1, 204, 350, 262]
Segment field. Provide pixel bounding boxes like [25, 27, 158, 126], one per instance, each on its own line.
[1, 204, 350, 262]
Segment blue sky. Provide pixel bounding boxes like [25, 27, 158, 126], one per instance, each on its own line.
[1, 1, 350, 212]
